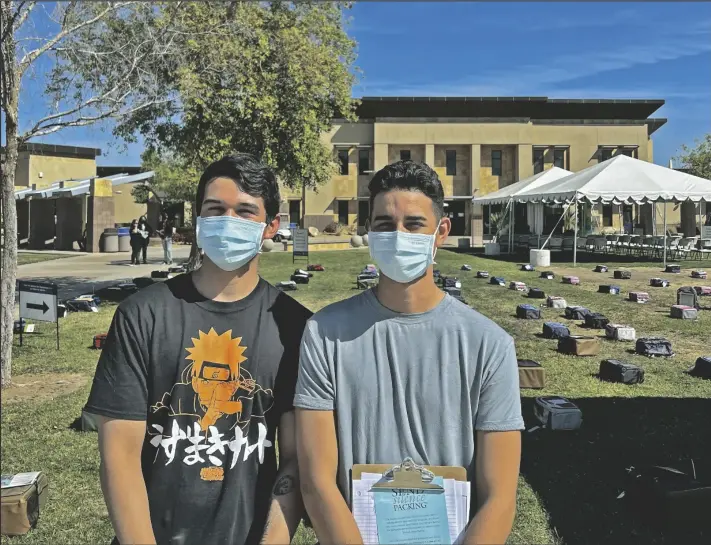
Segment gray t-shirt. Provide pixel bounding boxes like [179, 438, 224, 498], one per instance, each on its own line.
[294, 290, 524, 503]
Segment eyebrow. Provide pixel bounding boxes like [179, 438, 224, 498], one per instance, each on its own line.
[202, 199, 260, 213]
[202, 198, 224, 206]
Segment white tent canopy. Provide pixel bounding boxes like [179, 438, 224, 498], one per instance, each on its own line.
[471, 166, 572, 205]
[512, 155, 711, 204]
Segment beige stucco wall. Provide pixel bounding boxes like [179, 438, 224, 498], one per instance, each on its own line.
[113, 183, 148, 224]
[15, 152, 31, 187]
[28, 155, 96, 187]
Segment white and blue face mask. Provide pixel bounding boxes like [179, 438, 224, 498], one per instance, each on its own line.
[196, 215, 266, 272]
[368, 226, 439, 284]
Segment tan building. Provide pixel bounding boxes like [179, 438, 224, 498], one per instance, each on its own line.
[10, 143, 154, 251]
[281, 96, 674, 241]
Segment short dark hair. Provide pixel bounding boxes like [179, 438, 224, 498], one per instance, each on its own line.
[368, 160, 445, 219]
[196, 153, 281, 221]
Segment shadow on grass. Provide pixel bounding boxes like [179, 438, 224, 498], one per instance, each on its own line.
[520, 396, 711, 545]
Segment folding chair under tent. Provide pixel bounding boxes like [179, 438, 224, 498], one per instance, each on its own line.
[472, 166, 572, 253]
[508, 155, 711, 265]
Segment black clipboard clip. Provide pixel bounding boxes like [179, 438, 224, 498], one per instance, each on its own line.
[371, 457, 443, 491]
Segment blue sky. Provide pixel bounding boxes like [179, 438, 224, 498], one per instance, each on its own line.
[12, 1, 711, 168]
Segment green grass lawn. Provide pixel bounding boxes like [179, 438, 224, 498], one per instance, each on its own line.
[17, 252, 72, 266]
[2, 248, 710, 544]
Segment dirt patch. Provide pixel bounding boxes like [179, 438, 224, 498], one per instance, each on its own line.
[1, 373, 88, 405]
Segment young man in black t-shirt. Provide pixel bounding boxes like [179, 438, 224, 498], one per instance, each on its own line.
[86, 153, 312, 545]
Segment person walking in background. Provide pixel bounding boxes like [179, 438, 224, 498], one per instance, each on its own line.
[137, 214, 152, 264]
[129, 219, 142, 266]
[158, 212, 176, 265]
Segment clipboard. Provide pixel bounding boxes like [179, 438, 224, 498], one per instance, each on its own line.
[351, 458, 470, 545]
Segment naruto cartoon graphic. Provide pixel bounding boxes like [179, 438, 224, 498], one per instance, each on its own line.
[152, 328, 274, 431]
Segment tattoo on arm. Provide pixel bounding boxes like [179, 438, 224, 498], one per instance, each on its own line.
[273, 475, 296, 496]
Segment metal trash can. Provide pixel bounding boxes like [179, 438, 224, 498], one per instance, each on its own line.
[101, 228, 119, 253]
[117, 227, 130, 252]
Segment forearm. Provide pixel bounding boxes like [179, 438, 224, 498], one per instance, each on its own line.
[463, 497, 516, 545]
[302, 481, 363, 545]
[100, 459, 155, 545]
[261, 460, 302, 544]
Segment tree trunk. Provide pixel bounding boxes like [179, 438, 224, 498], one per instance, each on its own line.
[1, 9, 20, 388]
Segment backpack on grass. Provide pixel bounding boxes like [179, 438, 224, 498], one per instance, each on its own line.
[533, 396, 582, 430]
[670, 305, 698, 320]
[276, 281, 297, 291]
[516, 304, 541, 319]
[691, 270, 707, 279]
[665, 264, 681, 274]
[547, 296, 567, 309]
[307, 264, 325, 272]
[528, 288, 546, 299]
[677, 286, 699, 309]
[92, 334, 108, 349]
[650, 278, 670, 288]
[565, 306, 590, 320]
[521, 264, 535, 272]
[598, 284, 621, 295]
[558, 335, 600, 356]
[490, 276, 506, 286]
[605, 323, 636, 341]
[614, 270, 632, 279]
[594, 265, 609, 273]
[686, 356, 711, 379]
[510, 281, 527, 292]
[518, 360, 545, 389]
[540, 271, 555, 280]
[629, 291, 650, 303]
[599, 359, 644, 384]
[543, 322, 570, 339]
[636, 337, 673, 357]
[444, 286, 462, 297]
[476, 271, 489, 278]
[584, 312, 610, 329]
[562, 275, 580, 285]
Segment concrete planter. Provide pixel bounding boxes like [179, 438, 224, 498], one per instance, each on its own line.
[484, 242, 500, 256]
[530, 249, 551, 267]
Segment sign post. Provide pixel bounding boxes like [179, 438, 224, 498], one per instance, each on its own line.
[292, 228, 309, 264]
[18, 280, 59, 349]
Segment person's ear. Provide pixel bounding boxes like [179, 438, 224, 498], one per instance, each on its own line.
[263, 214, 281, 240]
[435, 217, 451, 247]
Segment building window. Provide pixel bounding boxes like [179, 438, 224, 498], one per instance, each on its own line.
[338, 200, 349, 226]
[400, 149, 411, 161]
[337, 149, 349, 175]
[533, 148, 545, 174]
[358, 149, 370, 174]
[445, 150, 457, 175]
[553, 148, 566, 169]
[491, 150, 502, 176]
[619, 148, 637, 158]
[599, 148, 613, 162]
[602, 204, 613, 227]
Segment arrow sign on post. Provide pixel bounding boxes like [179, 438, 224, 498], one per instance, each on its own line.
[26, 301, 50, 314]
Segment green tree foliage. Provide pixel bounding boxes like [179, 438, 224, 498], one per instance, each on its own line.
[131, 149, 199, 206]
[675, 134, 711, 181]
[117, 1, 359, 193]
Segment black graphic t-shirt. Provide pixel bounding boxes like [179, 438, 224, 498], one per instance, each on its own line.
[86, 274, 312, 545]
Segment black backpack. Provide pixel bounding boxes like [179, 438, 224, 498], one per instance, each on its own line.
[151, 270, 170, 279]
[686, 356, 711, 379]
[665, 264, 681, 274]
[521, 264, 535, 272]
[476, 271, 489, 278]
[490, 276, 505, 286]
[444, 286, 462, 297]
[598, 284, 621, 295]
[614, 270, 632, 279]
[584, 312, 609, 329]
[516, 304, 541, 319]
[540, 271, 555, 280]
[599, 359, 644, 384]
[594, 265, 608, 273]
[565, 306, 590, 320]
[443, 277, 460, 288]
[636, 337, 673, 357]
[528, 288, 546, 299]
[290, 274, 309, 284]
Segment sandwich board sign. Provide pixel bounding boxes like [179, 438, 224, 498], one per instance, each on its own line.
[19, 281, 58, 323]
[18, 280, 60, 349]
[292, 228, 309, 263]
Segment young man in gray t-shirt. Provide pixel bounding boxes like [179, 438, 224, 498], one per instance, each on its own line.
[295, 160, 524, 544]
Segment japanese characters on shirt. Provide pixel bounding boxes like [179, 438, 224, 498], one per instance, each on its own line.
[148, 328, 274, 481]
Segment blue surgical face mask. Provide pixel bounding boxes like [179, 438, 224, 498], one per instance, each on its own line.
[196, 215, 266, 272]
[368, 226, 438, 284]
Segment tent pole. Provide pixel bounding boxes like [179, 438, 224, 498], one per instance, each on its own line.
[573, 194, 579, 266]
[663, 202, 667, 266]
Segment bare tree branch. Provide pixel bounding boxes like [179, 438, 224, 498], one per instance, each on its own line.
[0, 1, 35, 43]
[18, 1, 135, 75]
